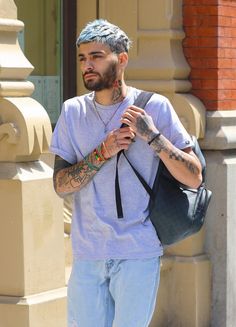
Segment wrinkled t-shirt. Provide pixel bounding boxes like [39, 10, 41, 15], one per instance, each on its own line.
[50, 87, 193, 260]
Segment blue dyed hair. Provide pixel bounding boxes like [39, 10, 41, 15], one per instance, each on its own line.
[76, 19, 132, 54]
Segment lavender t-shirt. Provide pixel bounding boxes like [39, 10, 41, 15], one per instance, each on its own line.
[50, 87, 193, 260]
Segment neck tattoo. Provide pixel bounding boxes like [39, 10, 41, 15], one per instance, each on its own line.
[112, 80, 123, 102]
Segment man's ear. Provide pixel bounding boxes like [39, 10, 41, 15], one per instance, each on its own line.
[118, 52, 128, 68]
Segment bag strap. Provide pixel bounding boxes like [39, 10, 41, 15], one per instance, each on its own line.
[115, 91, 207, 219]
[115, 91, 154, 218]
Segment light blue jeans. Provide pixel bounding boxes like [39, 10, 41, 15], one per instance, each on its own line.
[67, 257, 161, 327]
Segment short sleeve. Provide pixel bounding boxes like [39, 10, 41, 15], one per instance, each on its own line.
[50, 103, 77, 164]
[147, 95, 193, 150]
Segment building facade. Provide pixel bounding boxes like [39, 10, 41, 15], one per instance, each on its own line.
[1, 1, 236, 326]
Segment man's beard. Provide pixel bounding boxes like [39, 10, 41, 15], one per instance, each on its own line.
[82, 62, 117, 91]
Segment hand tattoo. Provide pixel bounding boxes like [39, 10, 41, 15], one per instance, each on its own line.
[136, 115, 155, 140]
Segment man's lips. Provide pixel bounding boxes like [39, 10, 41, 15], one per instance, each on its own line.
[83, 73, 99, 80]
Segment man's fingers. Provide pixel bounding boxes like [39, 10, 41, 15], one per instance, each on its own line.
[126, 105, 145, 113]
[117, 127, 135, 139]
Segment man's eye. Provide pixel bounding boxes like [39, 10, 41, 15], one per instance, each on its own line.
[93, 55, 103, 59]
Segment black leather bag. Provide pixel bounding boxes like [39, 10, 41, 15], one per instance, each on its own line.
[146, 136, 212, 246]
[115, 92, 212, 246]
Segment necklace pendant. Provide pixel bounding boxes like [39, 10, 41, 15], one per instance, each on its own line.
[93, 95, 125, 134]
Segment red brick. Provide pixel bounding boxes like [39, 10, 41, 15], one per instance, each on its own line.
[183, 15, 218, 27]
[185, 26, 218, 37]
[183, 16, 202, 27]
[191, 79, 203, 89]
[218, 89, 235, 100]
[183, 5, 218, 17]
[183, 37, 217, 48]
[196, 6, 218, 15]
[182, 38, 199, 48]
[203, 100, 236, 111]
[218, 69, 236, 79]
[204, 58, 219, 69]
[218, 16, 232, 27]
[184, 47, 217, 59]
[200, 79, 218, 89]
[185, 58, 204, 68]
[218, 48, 226, 58]
[218, 0, 236, 7]
[190, 68, 218, 79]
[183, 0, 217, 5]
[186, 58, 218, 69]
[195, 37, 218, 47]
[218, 58, 233, 68]
[183, 0, 236, 111]
[223, 48, 236, 58]
[218, 37, 236, 48]
[219, 18, 236, 29]
[219, 79, 236, 89]
[217, 100, 236, 110]
[231, 59, 236, 67]
[219, 5, 236, 17]
[202, 100, 218, 111]
[230, 91, 236, 99]
[191, 89, 218, 101]
[218, 27, 236, 37]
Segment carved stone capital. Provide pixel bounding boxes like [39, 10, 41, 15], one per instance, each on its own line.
[0, 18, 33, 80]
[0, 97, 52, 162]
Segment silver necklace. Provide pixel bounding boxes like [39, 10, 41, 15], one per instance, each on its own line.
[93, 97, 125, 132]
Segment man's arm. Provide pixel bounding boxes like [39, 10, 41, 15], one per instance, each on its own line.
[53, 140, 112, 197]
[53, 126, 136, 197]
[53, 152, 104, 197]
[121, 105, 202, 189]
[148, 134, 202, 188]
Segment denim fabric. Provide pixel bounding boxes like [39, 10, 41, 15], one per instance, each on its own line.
[67, 257, 161, 327]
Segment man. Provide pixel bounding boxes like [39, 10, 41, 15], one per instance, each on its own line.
[50, 19, 202, 327]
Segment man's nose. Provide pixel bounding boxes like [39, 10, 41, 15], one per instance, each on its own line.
[84, 60, 93, 71]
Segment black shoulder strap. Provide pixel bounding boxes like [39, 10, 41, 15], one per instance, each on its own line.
[115, 91, 154, 218]
[133, 91, 154, 109]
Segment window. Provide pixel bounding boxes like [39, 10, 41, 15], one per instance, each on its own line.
[15, 0, 77, 125]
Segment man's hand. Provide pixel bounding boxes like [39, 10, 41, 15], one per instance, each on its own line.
[102, 126, 136, 158]
[121, 105, 159, 143]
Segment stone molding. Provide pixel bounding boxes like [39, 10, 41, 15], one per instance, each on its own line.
[200, 110, 236, 150]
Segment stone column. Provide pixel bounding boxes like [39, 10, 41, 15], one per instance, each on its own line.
[200, 113, 236, 327]
[0, 1, 66, 326]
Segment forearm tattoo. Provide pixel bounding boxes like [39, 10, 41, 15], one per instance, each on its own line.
[169, 148, 197, 174]
[151, 134, 166, 154]
[53, 151, 105, 195]
[151, 135, 198, 175]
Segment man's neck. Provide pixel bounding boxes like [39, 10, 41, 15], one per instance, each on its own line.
[94, 82, 128, 106]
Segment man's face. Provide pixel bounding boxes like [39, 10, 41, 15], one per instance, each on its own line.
[78, 42, 119, 91]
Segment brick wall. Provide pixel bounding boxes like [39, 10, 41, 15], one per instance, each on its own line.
[183, 0, 236, 110]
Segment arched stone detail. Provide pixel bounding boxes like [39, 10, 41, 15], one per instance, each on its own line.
[0, 97, 51, 161]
